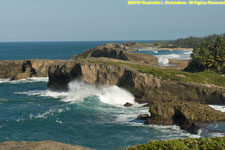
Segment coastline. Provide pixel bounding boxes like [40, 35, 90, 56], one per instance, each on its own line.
[129, 48, 193, 51]
[0, 43, 225, 150]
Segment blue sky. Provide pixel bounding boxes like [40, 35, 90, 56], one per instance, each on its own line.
[0, 0, 225, 42]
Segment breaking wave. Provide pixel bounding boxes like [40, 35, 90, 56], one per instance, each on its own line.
[157, 54, 180, 66]
[14, 79, 206, 138]
[16, 80, 135, 106]
[209, 105, 225, 112]
[158, 56, 169, 66]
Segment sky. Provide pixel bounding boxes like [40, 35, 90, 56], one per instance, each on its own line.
[0, 0, 225, 42]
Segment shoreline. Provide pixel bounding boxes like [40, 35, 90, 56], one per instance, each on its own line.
[129, 48, 193, 51]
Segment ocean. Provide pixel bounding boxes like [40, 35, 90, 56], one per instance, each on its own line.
[0, 41, 224, 150]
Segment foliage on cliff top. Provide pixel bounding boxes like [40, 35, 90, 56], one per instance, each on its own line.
[133, 64, 225, 87]
[185, 37, 225, 74]
[88, 60, 225, 87]
[126, 137, 225, 150]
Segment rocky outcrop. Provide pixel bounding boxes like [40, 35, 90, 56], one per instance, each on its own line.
[48, 60, 225, 104]
[137, 114, 150, 120]
[0, 141, 94, 150]
[144, 100, 225, 134]
[72, 43, 158, 65]
[0, 60, 63, 80]
[124, 102, 133, 107]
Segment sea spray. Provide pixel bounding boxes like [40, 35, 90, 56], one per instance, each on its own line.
[157, 54, 181, 66]
[158, 56, 169, 66]
[62, 80, 135, 106]
[16, 79, 135, 106]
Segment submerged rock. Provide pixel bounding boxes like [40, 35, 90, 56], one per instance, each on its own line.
[144, 100, 225, 134]
[0, 141, 94, 150]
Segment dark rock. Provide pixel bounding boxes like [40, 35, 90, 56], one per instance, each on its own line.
[137, 114, 150, 120]
[124, 102, 133, 107]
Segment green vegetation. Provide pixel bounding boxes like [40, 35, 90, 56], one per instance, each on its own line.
[126, 137, 225, 150]
[185, 37, 225, 73]
[133, 64, 225, 87]
[88, 60, 225, 87]
[152, 33, 225, 48]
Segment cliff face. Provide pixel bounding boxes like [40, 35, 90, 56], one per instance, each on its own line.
[0, 60, 62, 80]
[48, 60, 225, 104]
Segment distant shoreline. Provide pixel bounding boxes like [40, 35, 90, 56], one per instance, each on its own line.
[129, 48, 193, 51]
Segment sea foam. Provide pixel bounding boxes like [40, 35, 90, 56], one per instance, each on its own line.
[0, 77, 48, 84]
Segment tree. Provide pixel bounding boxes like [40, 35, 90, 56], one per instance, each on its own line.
[185, 37, 225, 73]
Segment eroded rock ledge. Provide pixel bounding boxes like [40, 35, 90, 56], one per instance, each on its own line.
[0, 59, 64, 80]
[143, 100, 225, 134]
[48, 59, 225, 104]
[0, 141, 94, 150]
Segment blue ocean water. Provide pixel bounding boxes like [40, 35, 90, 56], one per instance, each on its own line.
[0, 41, 112, 60]
[0, 41, 224, 150]
[0, 41, 155, 60]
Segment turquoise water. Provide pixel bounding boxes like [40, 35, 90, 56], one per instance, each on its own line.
[0, 41, 224, 150]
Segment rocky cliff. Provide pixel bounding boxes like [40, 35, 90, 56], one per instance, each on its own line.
[0, 141, 94, 150]
[48, 59, 225, 104]
[72, 43, 158, 65]
[0, 59, 63, 80]
[144, 100, 225, 134]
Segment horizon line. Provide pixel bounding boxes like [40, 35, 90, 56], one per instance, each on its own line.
[0, 39, 172, 43]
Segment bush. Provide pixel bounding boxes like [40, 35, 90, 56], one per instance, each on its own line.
[126, 137, 225, 150]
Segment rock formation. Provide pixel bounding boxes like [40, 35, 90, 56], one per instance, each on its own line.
[1, 43, 225, 105]
[144, 100, 225, 134]
[0, 59, 63, 80]
[0, 141, 94, 150]
[47, 59, 225, 104]
[72, 43, 158, 65]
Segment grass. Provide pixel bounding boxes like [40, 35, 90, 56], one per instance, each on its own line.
[88, 60, 225, 87]
[126, 137, 225, 150]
